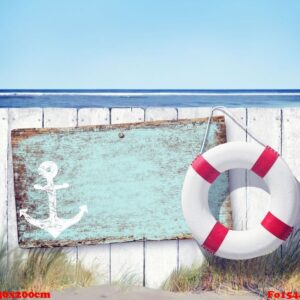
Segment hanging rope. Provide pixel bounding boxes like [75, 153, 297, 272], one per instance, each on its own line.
[200, 106, 266, 154]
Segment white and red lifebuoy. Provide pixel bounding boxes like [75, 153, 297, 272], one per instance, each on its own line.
[182, 142, 300, 260]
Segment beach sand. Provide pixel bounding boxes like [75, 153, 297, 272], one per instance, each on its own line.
[51, 285, 260, 300]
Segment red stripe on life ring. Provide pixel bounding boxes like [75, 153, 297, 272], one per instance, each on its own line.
[192, 155, 220, 184]
[202, 222, 229, 254]
[251, 146, 279, 178]
[261, 212, 293, 241]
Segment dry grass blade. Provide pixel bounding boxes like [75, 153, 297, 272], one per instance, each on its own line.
[164, 230, 300, 294]
[0, 235, 95, 291]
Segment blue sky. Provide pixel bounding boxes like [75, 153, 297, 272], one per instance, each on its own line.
[0, 0, 300, 89]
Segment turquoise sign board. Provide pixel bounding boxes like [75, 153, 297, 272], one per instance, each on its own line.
[12, 117, 229, 248]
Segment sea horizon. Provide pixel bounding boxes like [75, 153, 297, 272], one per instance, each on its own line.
[0, 89, 300, 108]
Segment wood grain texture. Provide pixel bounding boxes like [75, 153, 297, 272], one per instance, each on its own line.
[77, 244, 110, 285]
[111, 241, 144, 285]
[77, 108, 111, 285]
[282, 108, 300, 227]
[110, 108, 145, 287]
[8, 108, 43, 260]
[78, 108, 110, 126]
[12, 117, 227, 248]
[226, 108, 247, 230]
[44, 108, 77, 128]
[0, 109, 8, 247]
[246, 108, 281, 229]
[111, 108, 144, 124]
[145, 240, 177, 289]
[145, 108, 177, 121]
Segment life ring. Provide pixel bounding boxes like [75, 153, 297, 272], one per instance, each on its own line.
[181, 141, 299, 260]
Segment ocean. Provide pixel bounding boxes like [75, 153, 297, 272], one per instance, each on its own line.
[0, 89, 300, 107]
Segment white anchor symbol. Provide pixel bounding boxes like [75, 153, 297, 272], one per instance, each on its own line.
[20, 161, 88, 238]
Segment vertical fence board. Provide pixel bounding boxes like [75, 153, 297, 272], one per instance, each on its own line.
[145, 240, 177, 288]
[111, 108, 144, 124]
[145, 107, 177, 122]
[43, 108, 78, 266]
[77, 108, 111, 284]
[110, 108, 145, 285]
[0, 109, 8, 248]
[226, 108, 247, 230]
[282, 108, 300, 227]
[144, 107, 178, 288]
[78, 108, 110, 126]
[44, 108, 77, 128]
[8, 108, 43, 258]
[177, 108, 210, 267]
[111, 242, 144, 285]
[246, 108, 281, 229]
[178, 107, 212, 120]
[78, 244, 110, 285]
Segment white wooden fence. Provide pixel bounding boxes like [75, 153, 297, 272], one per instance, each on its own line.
[1, 107, 300, 289]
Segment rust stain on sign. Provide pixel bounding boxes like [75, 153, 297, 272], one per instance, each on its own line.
[12, 116, 229, 248]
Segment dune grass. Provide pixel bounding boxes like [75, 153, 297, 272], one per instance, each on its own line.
[163, 229, 300, 295]
[0, 237, 94, 291]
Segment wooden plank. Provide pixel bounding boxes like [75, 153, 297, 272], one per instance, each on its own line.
[111, 241, 144, 285]
[178, 239, 204, 268]
[282, 108, 300, 227]
[177, 108, 211, 268]
[44, 108, 77, 128]
[78, 108, 110, 126]
[110, 108, 145, 287]
[144, 108, 178, 289]
[111, 108, 144, 124]
[7, 108, 43, 258]
[178, 107, 212, 120]
[226, 108, 247, 230]
[43, 108, 78, 274]
[0, 109, 8, 250]
[145, 107, 177, 122]
[246, 108, 281, 229]
[145, 240, 177, 289]
[77, 244, 110, 285]
[78, 108, 111, 285]
[12, 117, 227, 248]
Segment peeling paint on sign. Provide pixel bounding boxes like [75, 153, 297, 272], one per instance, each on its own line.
[12, 117, 229, 248]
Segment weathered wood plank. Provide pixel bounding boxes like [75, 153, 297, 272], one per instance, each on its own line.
[246, 108, 281, 229]
[178, 239, 204, 268]
[178, 107, 213, 120]
[78, 108, 110, 126]
[44, 108, 77, 128]
[145, 107, 177, 122]
[77, 244, 110, 285]
[226, 108, 247, 230]
[12, 117, 227, 247]
[0, 109, 8, 250]
[43, 108, 78, 270]
[282, 108, 300, 227]
[111, 108, 144, 124]
[77, 108, 111, 284]
[8, 108, 43, 258]
[145, 240, 178, 289]
[177, 108, 212, 268]
[111, 241, 144, 286]
[110, 108, 145, 287]
[144, 108, 178, 289]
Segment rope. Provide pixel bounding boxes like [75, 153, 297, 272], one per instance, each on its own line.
[200, 106, 266, 154]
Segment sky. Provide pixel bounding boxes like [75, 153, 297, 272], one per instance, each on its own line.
[0, 0, 300, 89]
